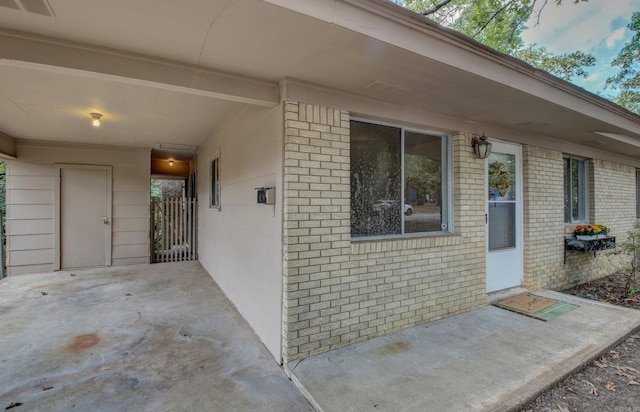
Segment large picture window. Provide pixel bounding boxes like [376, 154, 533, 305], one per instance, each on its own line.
[564, 157, 588, 223]
[210, 154, 220, 209]
[350, 120, 450, 238]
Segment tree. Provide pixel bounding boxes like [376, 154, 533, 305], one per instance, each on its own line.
[393, 0, 595, 81]
[516, 45, 595, 81]
[606, 11, 640, 114]
[404, 154, 441, 203]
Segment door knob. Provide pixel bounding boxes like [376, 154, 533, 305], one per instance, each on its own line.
[102, 216, 109, 224]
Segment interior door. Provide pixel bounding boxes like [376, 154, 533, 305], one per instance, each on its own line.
[59, 166, 112, 269]
[486, 142, 522, 292]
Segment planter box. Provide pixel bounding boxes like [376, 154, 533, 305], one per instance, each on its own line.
[564, 236, 616, 263]
[576, 234, 607, 240]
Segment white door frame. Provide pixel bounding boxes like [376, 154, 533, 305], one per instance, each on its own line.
[54, 164, 112, 270]
[486, 141, 523, 292]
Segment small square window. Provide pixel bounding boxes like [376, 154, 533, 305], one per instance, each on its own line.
[210, 155, 220, 209]
[564, 157, 588, 223]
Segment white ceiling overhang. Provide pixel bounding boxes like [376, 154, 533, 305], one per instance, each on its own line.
[0, 0, 640, 162]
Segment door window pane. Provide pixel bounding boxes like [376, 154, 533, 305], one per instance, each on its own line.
[488, 203, 516, 251]
[487, 151, 516, 251]
[488, 153, 516, 201]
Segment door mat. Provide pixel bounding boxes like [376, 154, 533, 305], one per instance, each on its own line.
[493, 292, 578, 321]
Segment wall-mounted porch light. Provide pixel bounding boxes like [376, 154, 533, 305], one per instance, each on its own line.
[471, 133, 492, 159]
[169, 160, 174, 166]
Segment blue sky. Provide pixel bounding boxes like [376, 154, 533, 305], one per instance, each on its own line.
[522, 0, 640, 99]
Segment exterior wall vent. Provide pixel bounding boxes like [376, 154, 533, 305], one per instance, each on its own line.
[155, 143, 199, 153]
[363, 80, 410, 96]
[0, 0, 54, 17]
[516, 121, 549, 128]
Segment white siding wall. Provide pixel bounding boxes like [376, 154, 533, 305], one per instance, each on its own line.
[197, 105, 283, 362]
[6, 142, 150, 275]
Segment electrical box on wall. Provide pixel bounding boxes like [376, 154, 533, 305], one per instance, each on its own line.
[255, 187, 275, 205]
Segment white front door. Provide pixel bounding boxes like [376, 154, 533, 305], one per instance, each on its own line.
[486, 142, 523, 292]
[58, 165, 112, 269]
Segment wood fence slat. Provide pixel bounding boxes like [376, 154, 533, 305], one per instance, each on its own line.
[150, 197, 198, 263]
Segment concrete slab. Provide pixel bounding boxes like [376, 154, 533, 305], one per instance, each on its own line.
[287, 289, 640, 412]
[0, 262, 312, 412]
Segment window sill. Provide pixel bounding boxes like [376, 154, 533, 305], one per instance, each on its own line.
[350, 232, 461, 255]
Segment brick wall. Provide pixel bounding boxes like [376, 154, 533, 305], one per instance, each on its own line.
[282, 101, 486, 363]
[523, 149, 635, 290]
[522, 146, 565, 290]
[282, 100, 637, 362]
[560, 160, 634, 285]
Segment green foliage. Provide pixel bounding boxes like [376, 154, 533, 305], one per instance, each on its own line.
[151, 180, 162, 198]
[619, 221, 640, 296]
[606, 11, 640, 114]
[0, 161, 5, 218]
[404, 154, 441, 201]
[0, 161, 5, 207]
[488, 161, 511, 196]
[516, 45, 595, 81]
[392, 0, 595, 81]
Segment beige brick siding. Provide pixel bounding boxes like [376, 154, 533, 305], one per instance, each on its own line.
[282, 101, 638, 362]
[523, 149, 635, 290]
[522, 146, 565, 290]
[579, 159, 636, 280]
[282, 101, 486, 363]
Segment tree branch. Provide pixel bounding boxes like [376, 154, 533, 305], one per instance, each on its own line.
[421, 0, 454, 16]
[472, 0, 516, 38]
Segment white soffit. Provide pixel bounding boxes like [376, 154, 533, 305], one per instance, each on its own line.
[0, 0, 638, 159]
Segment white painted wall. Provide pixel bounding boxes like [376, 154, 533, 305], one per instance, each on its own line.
[197, 104, 283, 362]
[6, 142, 150, 275]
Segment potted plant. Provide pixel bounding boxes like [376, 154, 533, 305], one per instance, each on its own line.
[574, 224, 610, 240]
[488, 161, 511, 200]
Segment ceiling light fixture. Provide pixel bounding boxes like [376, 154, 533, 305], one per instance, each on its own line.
[90, 112, 102, 127]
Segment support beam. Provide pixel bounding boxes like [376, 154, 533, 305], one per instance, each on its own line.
[0, 131, 16, 159]
[0, 29, 279, 107]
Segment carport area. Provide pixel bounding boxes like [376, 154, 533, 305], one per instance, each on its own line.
[0, 262, 312, 411]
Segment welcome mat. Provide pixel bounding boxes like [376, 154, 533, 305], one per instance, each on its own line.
[494, 292, 578, 321]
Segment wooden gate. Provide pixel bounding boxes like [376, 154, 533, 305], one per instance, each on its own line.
[151, 197, 198, 263]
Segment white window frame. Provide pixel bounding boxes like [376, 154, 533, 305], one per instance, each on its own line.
[564, 156, 589, 223]
[350, 119, 453, 239]
[209, 153, 221, 210]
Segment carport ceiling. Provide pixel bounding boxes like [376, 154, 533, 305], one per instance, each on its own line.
[0, 0, 639, 158]
[0, 64, 243, 150]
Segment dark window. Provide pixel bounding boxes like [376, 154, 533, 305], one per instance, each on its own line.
[350, 120, 449, 238]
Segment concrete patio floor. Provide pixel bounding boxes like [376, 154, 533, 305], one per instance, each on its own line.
[0, 262, 312, 412]
[3, 264, 640, 412]
[287, 288, 640, 412]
